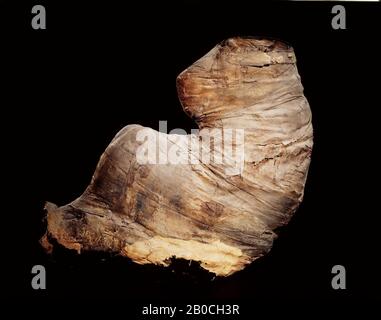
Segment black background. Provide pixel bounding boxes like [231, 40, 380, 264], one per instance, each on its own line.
[2, 0, 380, 316]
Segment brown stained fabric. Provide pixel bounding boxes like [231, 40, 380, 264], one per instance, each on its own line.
[42, 37, 313, 276]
